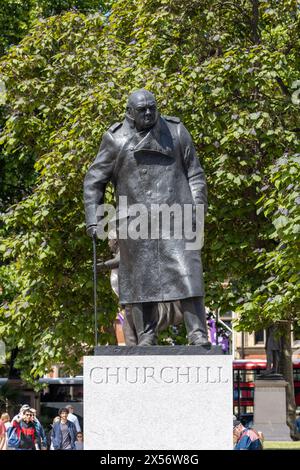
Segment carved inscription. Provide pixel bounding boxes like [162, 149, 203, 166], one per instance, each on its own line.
[89, 365, 229, 385]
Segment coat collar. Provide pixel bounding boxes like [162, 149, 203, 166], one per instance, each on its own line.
[122, 116, 174, 156]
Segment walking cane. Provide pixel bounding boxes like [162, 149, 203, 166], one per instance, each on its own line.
[92, 232, 98, 351]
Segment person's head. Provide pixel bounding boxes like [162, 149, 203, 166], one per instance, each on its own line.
[19, 404, 30, 414]
[1, 413, 10, 423]
[233, 420, 244, 442]
[126, 89, 158, 131]
[22, 410, 33, 423]
[58, 407, 69, 421]
[66, 405, 73, 414]
[30, 408, 37, 419]
[76, 432, 83, 441]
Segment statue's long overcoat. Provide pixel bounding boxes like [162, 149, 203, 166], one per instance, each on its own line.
[84, 115, 207, 304]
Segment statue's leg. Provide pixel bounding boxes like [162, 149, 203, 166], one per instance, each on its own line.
[274, 350, 280, 374]
[266, 348, 273, 373]
[181, 296, 210, 346]
[130, 302, 158, 346]
[122, 305, 138, 346]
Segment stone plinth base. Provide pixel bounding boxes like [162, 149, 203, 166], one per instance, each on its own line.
[254, 379, 291, 441]
[84, 346, 233, 450]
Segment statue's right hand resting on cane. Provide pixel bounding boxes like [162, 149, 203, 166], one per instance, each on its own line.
[87, 224, 97, 238]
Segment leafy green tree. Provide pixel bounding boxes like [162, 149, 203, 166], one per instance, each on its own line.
[0, 0, 112, 212]
[0, 2, 299, 435]
[0, 1, 111, 56]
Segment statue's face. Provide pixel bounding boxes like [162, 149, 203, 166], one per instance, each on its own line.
[127, 91, 158, 131]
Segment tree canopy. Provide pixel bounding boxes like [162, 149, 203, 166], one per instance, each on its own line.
[0, 0, 299, 384]
[0, 0, 111, 211]
[0, 1, 111, 56]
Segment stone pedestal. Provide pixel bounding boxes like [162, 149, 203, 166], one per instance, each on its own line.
[254, 379, 291, 441]
[84, 346, 233, 450]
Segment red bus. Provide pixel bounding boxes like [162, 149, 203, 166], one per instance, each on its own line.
[233, 358, 300, 424]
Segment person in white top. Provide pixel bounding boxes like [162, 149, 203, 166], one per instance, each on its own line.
[66, 405, 81, 433]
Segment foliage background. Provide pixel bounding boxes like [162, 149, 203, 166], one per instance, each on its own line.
[0, 0, 299, 408]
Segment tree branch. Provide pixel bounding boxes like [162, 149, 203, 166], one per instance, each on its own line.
[275, 76, 291, 97]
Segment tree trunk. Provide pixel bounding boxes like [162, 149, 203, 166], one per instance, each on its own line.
[250, 0, 261, 44]
[280, 322, 296, 439]
[8, 347, 21, 379]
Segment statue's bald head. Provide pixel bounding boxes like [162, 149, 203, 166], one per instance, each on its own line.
[126, 89, 158, 131]
[127, 89, 157, 109]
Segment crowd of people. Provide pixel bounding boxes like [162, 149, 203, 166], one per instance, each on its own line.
[1, 405, 298, 450]
[0, 404, 83, 450]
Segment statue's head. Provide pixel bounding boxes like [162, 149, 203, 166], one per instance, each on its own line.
[126, 89, 158, 131]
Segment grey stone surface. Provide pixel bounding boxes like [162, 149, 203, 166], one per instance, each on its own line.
[254, 379, 291, 441]
[94, 345, 223, 356]
[84, 350, 233, 449]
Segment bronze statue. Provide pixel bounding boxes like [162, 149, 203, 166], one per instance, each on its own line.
[84, 89, 210, 346]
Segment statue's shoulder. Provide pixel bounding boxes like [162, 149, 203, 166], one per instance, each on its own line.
[108, 122, 122, 133]
[163, 115, 181, 124]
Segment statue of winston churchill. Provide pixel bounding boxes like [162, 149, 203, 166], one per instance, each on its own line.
[84, 89, 210, 347]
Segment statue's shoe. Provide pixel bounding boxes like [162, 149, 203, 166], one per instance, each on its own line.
[189, 336, 211, 347]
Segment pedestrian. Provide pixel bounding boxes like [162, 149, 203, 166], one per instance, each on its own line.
[8, 404, 30, 449]
[295, 412, 300, 434]
[75, 431, 84, 450]
[0, 413, 11, 450]
[30, 408, 47, 450]
[0, 417, 6, 450]
[66, 405, 81, 433]
[233, 420, 263, 450]
[1, 413, 11, 430]
[48, 416, 60, 450]
[51, 408, 77, 450]
[8, 408, 38, 450]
